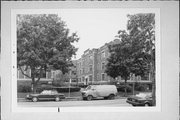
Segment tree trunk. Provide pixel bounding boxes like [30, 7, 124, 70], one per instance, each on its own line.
[124, 79, 127, 97]
[32, 83, 37, 93]
[31, 77, 37, 93]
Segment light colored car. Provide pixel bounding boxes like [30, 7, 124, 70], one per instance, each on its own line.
[81, 85, 118, 101]
[126, 92, 153, 106]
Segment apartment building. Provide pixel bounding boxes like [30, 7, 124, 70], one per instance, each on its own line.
[76, 39, 121, 85]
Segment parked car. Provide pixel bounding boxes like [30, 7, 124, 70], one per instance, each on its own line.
[81, 85, 118, 101]
[126, 92, 153, 106]
[26, 90, 65, 102]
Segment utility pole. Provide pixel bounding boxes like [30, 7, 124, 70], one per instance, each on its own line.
[68, 71, 72, 97]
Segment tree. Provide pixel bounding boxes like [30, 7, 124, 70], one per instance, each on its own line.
[105, 13, 155, 98]
[17, 14, 79, 93]
[127, 13, 155, 105]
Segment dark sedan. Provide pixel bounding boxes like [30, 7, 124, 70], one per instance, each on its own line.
[126, 92, 152, 106]
[26, 90, 65, 102]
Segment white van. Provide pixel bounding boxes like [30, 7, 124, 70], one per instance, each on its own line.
[81, 85, 118, 101]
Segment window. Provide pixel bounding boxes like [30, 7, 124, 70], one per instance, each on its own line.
[101, 51, 105, 58]
[79, 62, 81, 68]
[19, 70, 25, 79]
[102, 62, 105, 70]
[89, 65, 93, 72]
[79, 78, 81, 82]
[72, 70, 76, 75]
[82, 76, 85, 82]
[97, 74, 100, 81]
[83, 68, 85, 74]
[102, 73, 105, 81]
[89, 55, 93, 60]
[47, 72, 51, 79]
[41, 70, 46, 78]
[89, 75, 93, 81]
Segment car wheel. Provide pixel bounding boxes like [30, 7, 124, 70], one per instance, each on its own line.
[144, 103, 150, 107]
[82, 97, 86, 100]
[55, 97, 60, 102]
[108, 94, 115, 100]
[87, 95, 93, 101]
[104, 97, 108, 100]
[32, 97, 38, 102]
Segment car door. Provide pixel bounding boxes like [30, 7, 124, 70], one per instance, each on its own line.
[39, 90, 51, 100]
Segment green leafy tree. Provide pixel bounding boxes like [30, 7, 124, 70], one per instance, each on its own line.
[127, 13, 155, 105]
[17, 14, 79, 93]
[106, 13, 155, 98]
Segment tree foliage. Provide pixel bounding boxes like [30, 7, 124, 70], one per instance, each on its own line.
[105, 13, 155, 96]
[17, 14, 79, 93]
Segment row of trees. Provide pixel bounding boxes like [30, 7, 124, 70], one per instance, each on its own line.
[105, 13, 155, 105]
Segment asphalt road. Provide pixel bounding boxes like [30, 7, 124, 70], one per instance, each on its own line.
[18, 98, 132, 107]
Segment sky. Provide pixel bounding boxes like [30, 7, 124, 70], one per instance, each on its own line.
[57, 9, 150, 59]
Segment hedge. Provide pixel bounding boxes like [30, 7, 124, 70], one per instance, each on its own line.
[17, 84, 31, 93]
[135, 83, 150, 91]
[116, 84, 132, 93]
[54, 87, 81, 93]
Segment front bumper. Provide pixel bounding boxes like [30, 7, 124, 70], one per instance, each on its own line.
[126, 100, 144, 106]
[26, 97, 32, 100]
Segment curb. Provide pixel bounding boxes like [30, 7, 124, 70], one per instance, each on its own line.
[18, 97, 82, 102]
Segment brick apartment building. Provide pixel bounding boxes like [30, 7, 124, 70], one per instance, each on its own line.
[76, 39, 119, 85]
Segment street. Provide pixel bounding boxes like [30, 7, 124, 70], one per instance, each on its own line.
[18, 98, 132, 107]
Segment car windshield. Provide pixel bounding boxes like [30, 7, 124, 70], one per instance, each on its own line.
[41, 90, 51, 94]
[51, 90, 58, 94]
[86, 86, 91, 90]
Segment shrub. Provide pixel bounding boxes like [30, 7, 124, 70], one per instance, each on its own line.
[17, 85, 31, 93]
[117, 84, 132, 93]
[55, 87, 81, 93]
[52, 80, 63, 87]
[78, 83, 88, 88]
[135, 83, 149, 92]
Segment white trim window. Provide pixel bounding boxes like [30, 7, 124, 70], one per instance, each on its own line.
[101, 51, 105, 58]
[89, 64, 93, 72]
[89, 75, 93, 82]
[101, 62, 105, 70]
[101, 73, 105, 81]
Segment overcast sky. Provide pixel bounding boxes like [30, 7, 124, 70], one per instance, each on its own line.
[57, 9, 150, 59]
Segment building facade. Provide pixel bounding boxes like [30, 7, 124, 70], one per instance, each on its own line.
[76, 40, 119, 85]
